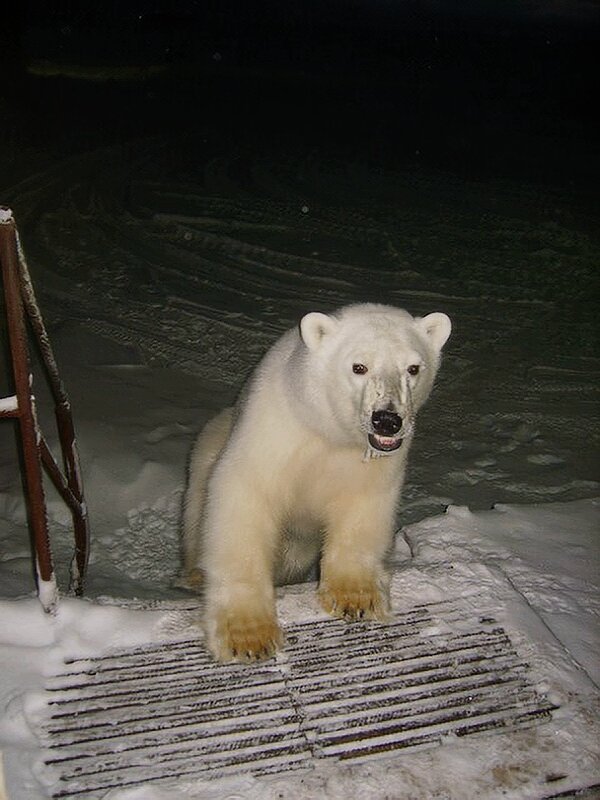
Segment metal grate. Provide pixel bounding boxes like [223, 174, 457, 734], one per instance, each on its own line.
[40, 603, 557, 798]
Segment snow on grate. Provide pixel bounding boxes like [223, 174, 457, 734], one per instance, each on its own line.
[40, 602, 557, 799]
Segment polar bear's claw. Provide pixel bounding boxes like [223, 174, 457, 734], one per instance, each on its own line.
[210, 609, 283, 663]
[318, 580, 388, 622]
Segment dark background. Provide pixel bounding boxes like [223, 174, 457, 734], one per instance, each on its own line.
[0, 2, 598, 593]
[2, 1, 598, 188]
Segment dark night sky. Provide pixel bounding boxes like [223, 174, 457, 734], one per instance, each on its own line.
[2, 1, 598, 186]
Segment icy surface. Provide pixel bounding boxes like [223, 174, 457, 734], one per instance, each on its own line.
[0, 541, 599, 800]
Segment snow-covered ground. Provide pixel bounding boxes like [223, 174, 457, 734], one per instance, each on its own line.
[0, 124, 598, 798]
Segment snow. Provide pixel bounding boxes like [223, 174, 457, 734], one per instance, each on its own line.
[0, 396, 18, 414]
[401, 500, 600, 686]
[0, 555, 598, 800]
[0, 91, 599, 798]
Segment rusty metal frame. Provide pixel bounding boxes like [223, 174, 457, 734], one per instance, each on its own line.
[0, 208, 90, 611]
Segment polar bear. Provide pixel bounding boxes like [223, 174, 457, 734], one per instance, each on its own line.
[182, 303, 451, 662]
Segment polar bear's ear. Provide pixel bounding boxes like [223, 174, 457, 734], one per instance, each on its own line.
[416, 312, 452, 351]
[300, 312, 338, 350]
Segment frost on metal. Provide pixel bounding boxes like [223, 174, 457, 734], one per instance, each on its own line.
[0, 394, 18, 414]
[39, 600, 558, 799]
[0, 207, 14, 224]
[37, 572, 59, 615]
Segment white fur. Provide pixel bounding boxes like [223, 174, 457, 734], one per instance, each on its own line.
[182, 303, 451, 661]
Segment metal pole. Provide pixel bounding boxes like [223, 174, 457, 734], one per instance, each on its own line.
[0, 210, 56, 609]
[14, 228, 90, 594]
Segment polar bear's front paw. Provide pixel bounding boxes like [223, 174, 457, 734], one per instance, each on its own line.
[319, 577, 389, 621]
[207, 607, 283, 663]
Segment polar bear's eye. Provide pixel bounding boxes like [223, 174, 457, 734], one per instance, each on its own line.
[352, 363, 368, 375]
[407, 364, 420, 376]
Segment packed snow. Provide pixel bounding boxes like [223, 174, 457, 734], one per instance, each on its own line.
[0, 122, 598, 798]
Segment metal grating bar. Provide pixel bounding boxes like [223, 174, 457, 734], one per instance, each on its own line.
[281, 615, 556, 764]
[40, 603, 557, 799]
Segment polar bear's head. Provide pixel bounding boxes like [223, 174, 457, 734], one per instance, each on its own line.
[296, 303, 451, 456]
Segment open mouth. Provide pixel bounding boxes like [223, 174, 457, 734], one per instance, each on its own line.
[368, 433, 403, 452]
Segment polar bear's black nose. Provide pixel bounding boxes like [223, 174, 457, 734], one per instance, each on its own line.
[371, 409, 402, 436]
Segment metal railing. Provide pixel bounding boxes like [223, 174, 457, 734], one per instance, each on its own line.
[0, 208, 90, 611]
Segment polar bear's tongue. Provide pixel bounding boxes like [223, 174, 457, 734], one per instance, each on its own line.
[368, 433, 402, 452]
